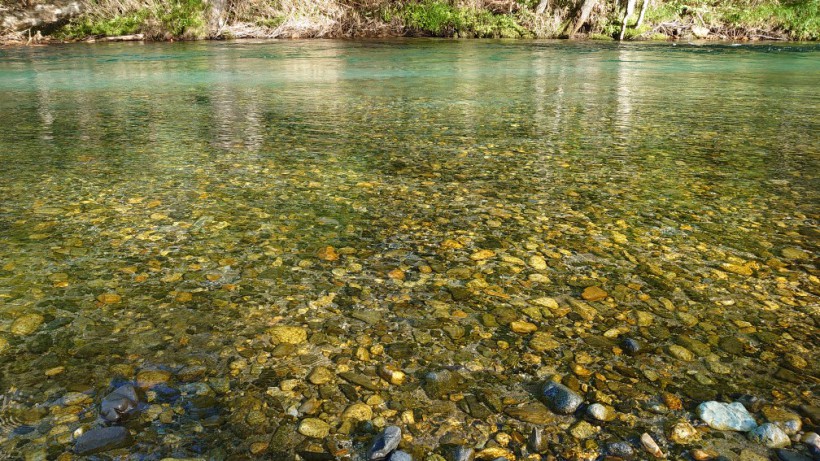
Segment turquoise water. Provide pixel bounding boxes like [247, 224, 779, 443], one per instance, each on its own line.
[0, 40, 818, 459]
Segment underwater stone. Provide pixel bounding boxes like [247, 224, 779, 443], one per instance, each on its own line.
[697, 401, 757, 431]
[540, 381, 582, 414]
[74, 426, 132, 455]
[368, 425, 401, 460]
[100, 384, 138, 423]
[747, 423, 790, 448]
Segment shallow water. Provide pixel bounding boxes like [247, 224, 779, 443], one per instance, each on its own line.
[0, 40, 818, 459]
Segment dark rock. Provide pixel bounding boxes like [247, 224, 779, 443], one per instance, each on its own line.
[621, 338, 641, 355]
[339, 372, 380, 391]
[540, 381, 583, 414]
[799, 405, 820, 425]
[74, 426, 132, 455]
[100, 384, 139, 423]
[775, 449, 812, 461]
[368, 426, 401, 460]
[296, 440, 335, 461]
[422, 369, 461, 399]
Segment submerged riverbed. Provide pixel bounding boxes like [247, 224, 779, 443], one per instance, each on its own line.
[0, 40, 818, 460]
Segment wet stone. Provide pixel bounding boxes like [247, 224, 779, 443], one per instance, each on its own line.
[586, 403, 616, 422]
[11, 314, 44, 336]
[697, 401, 757, 431]
[268, 325, 308, 344]
[621, 338, 641, 355]
[449, 446, 475, 461]
[761, 406, 802, 434]
[100, 384, 139, 423]
[423, 369, 460, 398]
[607, 441, 635, 459]
[775, 449, 813, 461]
[540, 381, 583, 414]
[368, 425, 401, 460]
[298, 418, 330, 438]
[389, 451, 413, 461]
[747, 423, 790, 448]
[74, 426, 132, 455]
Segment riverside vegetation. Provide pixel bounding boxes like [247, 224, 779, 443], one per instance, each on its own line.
[0, 0, 818, 42]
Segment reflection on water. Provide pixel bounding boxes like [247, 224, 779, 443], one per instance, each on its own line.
[0, 40, 818, 459]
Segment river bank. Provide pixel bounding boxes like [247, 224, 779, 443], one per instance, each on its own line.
[1, 0, 818, 45]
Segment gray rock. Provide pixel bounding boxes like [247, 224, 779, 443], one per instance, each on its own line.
[586, 403, 615, 422]
[449, 446, 474, 461]
[74, 426, 132, 455]
[389, 451, 412, 461]
[621, 338, 641, 355]
[540, 381, 582, 414]
[748, 423, 790, 448]
[368, 425, 401, 460]
[696, 401, 757, 431]
[803, 432, 820, 458]
[607, 441, 635, 459]
[528, 428, 547, 453]
[100, 384, 139, 423]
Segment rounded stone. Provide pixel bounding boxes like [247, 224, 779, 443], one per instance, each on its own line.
[697, 401, 757, 432]
[268, 325, 308, 345]
[136, 369, 172, 389]
[586, 403, 616, 422]
[11, 314, 44, 336]
[748, 423, 790, 448]
[298, 418, 330, 438]
[342, 403, 373, 421]
[621, 338, 641, 355]
[540, 381, 583, 414]
[308, 366, 334, 385]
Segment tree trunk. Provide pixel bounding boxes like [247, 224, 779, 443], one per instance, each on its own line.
[618, 0, 637, 40]
[535, 0, 549, 15]
[636, 0, 649, 27]
[567, 0, 598, 38]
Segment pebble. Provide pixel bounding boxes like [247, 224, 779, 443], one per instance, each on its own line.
[11, 313, 44, 336]
[738, 449, 768, 461]
[389, 451, 413, 461]
[761, 406, 802, 434]
[747, 423, 790, 448]
[540, 381, 583, 414]
[268, 325, 308, 344]
[342, 403, 373, 421]
[775, 449, 813, 461]
[621, 338, 641, 355]
[667, 344, 694, 361]
[529, 255, 547, 270]
[569, 420, 598, 439]
[607, 441, 635, 459]
[510, 320, 537, 334]
[586, 403, 615, 422]
[581, 286, 607, 301]
[378, 364, 406, 385]
[0, 337, 10, 354]
[781, 247, 809, 260]
[136, 369, 172, 389]
[451, 446, 475, 461]
[100, 384, 138, 422]
[368, 425, 401, 460]
[308, 366, 334, 385]
[298, 418, 330, 438]
[529, 331, 560, 351]
[696, 401, 757, 431]
[669, 420, 699, 444]
[640, 433, 665, 458]
[692, 449, 718, 460]
[74, 426, 132, 455]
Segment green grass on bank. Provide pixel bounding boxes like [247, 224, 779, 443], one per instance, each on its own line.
[384, 0, 528, 38]
[58, 0, 207, 40]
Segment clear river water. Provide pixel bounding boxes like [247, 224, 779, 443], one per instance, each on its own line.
[0, 40, 817, 460]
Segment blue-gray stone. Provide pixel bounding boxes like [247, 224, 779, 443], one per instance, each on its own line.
[75, 426, 132, 455]
[748, 423, 790, 448]
[368, 425, 401, 460]
[389, 451, 412, 461]
[449, 446, 474, 461]
[100, 384, 138, 423]
[775, 449, 812, 461]
[696, 401, 757, 431]
[607, 441, 635, 459]
[540, 381, 583, 414]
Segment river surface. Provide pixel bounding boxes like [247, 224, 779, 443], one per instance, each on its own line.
[0, 40, 818, 460]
